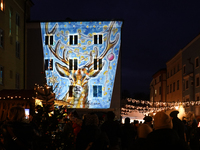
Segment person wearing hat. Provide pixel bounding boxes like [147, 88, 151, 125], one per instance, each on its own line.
[170, 110, 185, 142]
[145, 111, 190, 150]
[130, 124, 153, 150]
[143, 116, 153, 129]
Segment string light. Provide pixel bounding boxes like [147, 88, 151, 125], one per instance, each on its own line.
[122, 98, 200, 116]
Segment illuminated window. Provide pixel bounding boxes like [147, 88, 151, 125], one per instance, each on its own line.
[16, 13, 20, 26]
[16, 14, 20, 44]
[0, 29, 3, 48]
[0, 66, 3, 85]
[0, 0, 4, 11]
[16, 26, 18, 41]
[15, 73, 20, 89]
[69, 59, 78, 70]
[94, 34, 103, 44]
[69, 35, 78, 45]
[45, 35, 53, 45]
[177, 80, 179, 90]
[45, 59, 53, 70]
[93, 85, 102, 97]
[94, 59, 102, 70]
[195, 57, 199, 68]
[9, 8, 12, 36]
[16, 41, 20, 58]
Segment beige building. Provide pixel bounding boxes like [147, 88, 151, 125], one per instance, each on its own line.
[166, 50, 182, 102]
[182, 34, 200, 114]
[150, 69, 167, 103]
[0, 0, 33, 91]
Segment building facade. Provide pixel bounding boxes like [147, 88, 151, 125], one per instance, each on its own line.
[150, 69, 166, 103]
[182, 34, 200, 114]
[166, 50, 182, 102]
[150, 34, 200, 115]
[27, 21, 122, 119]
[0, 0, 33, 91]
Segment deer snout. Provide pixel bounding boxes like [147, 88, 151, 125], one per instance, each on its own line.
[73, 85, 82, 95]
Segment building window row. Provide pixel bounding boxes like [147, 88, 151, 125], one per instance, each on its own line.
[45, 58, 102, 71]
[167, 64, 180, 78]
[0, 66, 18, 87]
[68, 85, 102, 98]
[45, 34, 103, 46]
[167, 80, 179, 94]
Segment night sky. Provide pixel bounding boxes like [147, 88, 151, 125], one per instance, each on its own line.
[30, 0, 200, 96]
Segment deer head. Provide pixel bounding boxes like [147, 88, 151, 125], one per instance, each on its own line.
[45, 21, 119, 108]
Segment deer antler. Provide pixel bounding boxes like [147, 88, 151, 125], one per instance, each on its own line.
[84, 21, 119, 69]
[45, 23, 58, 35]
[45, 23, 69, 66]
[48, 40, 70, 66]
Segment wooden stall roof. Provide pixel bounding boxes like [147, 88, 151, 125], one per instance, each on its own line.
[0, 89, 35, 100]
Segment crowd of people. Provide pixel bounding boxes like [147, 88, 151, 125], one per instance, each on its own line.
[0, 105, 200, 150]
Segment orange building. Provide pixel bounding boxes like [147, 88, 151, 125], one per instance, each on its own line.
[150, 69, 167, 103]
[166, 50, 182, 102]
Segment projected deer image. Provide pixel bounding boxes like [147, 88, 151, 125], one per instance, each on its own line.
[41, 21, 122, 108]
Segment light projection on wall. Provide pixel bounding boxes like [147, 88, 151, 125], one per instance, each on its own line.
[40, 21, 122, 108]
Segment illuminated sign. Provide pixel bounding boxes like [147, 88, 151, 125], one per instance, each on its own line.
[40, 21, 122, 108]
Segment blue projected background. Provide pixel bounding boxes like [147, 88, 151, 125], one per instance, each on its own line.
[40, 21, 122, 108]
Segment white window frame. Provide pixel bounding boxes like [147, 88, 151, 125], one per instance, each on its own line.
[69, 58, 78, 70]
[93, 34, 103, 45]
[93, 85, 102, 98]
[69, 34, 78, 45]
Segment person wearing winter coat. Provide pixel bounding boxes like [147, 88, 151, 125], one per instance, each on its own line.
[145, 111, 190, 150]
[170, 110, 186, 142]
[130, 123, 153, 150]
[76, 113, 109, 150]
[121, 117, 136, 150]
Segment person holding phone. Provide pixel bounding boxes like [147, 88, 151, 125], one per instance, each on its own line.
[1, 106, 34, 150]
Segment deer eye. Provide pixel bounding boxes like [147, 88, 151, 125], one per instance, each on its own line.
[85, 76, 90, 81]
[69, 76, 74, 82]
